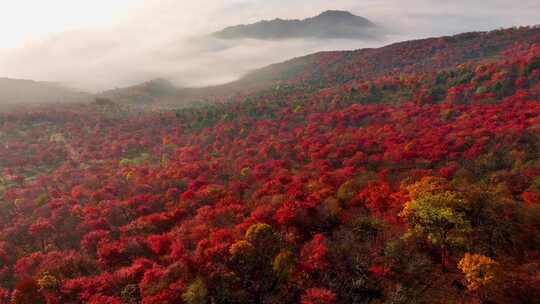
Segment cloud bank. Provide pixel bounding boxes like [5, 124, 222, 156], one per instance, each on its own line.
[0, 0, 538, 92]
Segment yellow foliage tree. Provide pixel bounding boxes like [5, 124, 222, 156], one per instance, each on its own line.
[49, 133, 65, 143]
[273, 250, 296, 280]
[245, 223, 275, 246]
[229, 240, 256, 260]
[400, 177, 471, 270]
[182, 277, 208, 304]
[405, 176, 449, 201]
[458, 253, 498, 291]
[36, 272, 58, 291]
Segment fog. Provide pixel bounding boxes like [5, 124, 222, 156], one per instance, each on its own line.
[0, 0, 538, 92]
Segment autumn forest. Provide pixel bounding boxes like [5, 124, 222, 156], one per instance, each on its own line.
[0, 26, 539, 304]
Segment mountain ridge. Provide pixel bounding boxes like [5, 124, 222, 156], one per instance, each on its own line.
[101, 26, 540, 106]
[6, 26, 540, 108]
[0, 77, 91, 107]
[213, 10, 379, 40]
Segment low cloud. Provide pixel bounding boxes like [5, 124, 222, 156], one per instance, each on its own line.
[0, 0, 538, 92]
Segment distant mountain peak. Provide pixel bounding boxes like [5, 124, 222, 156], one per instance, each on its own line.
[318, 10, 357, 18]
[213, 10, 380, 40]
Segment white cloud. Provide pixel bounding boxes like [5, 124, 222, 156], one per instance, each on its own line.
[0, 0, 538, 92]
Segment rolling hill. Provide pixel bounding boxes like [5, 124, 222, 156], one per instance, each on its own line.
[0, 78, 90, 108]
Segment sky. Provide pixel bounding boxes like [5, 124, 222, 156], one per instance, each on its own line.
[0, 0, 538, 92]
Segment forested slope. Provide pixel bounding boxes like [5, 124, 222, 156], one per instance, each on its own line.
[0, 27, 539, 303]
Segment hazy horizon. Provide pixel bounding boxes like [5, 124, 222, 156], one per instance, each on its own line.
[0, 0, 539, 92]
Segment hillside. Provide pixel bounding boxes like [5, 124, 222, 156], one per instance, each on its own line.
[0, 26, 538, 303]
[241, 26, 540, 88]
[98, 79, 178, 105]
[110, 27, 540, 106]
[213, 10, 378, 40]
[0, 78, 90, 108]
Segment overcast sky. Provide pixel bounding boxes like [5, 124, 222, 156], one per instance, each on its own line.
[0, 0, 538, 91]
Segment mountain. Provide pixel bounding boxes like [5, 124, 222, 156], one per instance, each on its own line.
[9, 27, 540, 109]
[0, 78, 90, 107]
[149, 27, 540, 106]
[98, 78, 179, 105]
[238, 27, 540, 88]
[104, 27, 540, 107]
[213, 10, 379, 40]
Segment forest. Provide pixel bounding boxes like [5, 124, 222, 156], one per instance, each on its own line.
[0, 27, 539, 303]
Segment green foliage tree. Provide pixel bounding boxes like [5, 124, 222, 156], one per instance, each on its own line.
[400, 178, 471, 270]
